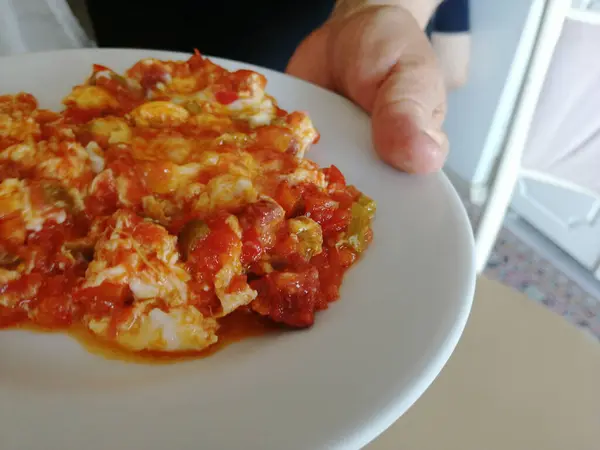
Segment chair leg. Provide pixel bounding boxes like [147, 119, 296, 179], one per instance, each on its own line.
[473, 0, 571, 274]
[474, 165, 520, 274]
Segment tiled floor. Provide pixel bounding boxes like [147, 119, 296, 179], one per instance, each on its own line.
[463, 198, 600, 340]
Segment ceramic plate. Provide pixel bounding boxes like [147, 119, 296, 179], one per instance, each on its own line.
[0, 49, 475, 450]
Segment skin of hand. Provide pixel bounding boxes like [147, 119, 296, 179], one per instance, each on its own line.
[431, 32, 471, 89]
[286, 3, 448, 174]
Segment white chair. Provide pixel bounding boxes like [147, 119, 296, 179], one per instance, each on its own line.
[474, 0, 573, 273]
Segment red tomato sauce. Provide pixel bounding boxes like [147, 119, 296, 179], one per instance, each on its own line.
[0, 53, 374, 362]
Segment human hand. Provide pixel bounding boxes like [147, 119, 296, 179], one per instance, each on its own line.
[287, 5, 447, 174]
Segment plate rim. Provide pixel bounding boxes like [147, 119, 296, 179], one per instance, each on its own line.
[0, 47, 476, 449]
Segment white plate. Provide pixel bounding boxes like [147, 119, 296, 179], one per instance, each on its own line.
[0, 49, 475, 450]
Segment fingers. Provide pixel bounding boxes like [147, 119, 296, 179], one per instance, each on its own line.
[372, 55, 448, 173]
[344, 7, 447, 173]
[288, 5, 448, 174]
[286, 27, 334, 90]
[372, 96, 449, 173]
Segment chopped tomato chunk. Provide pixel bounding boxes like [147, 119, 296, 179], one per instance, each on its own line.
[251, 268, 320, 328]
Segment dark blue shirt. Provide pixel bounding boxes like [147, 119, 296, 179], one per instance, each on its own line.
[85, 0, 335, 72]
[427, 0, 470, 37]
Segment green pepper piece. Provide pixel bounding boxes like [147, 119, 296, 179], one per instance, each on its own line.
[179, 219, 211, 260]
[347, 195, 376, 253]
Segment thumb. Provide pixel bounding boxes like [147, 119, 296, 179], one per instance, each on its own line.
[286, 26, 333, 90]
[355, 8, 448, 173]
[372, 59, 448, 174]
[288, 6, 448, 174]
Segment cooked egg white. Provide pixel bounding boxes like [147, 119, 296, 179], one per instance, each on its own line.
[0, 141, 37, 167]
[86, 301, 218, 352]
[131, 101, 190, 128]
[89, 117, 132, 144]
[84, 210, 189, 306]
[0, 178, 67, 233]
[213, 215, 257, 316]
[85, 141, 105, 173]
[64, 85, 119, 110]
[81, 211, 223, 351]
[206, 174, 258, 211]
[279, 160, 326, 188]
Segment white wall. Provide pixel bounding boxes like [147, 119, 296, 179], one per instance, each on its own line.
[444, 0, 543, 185]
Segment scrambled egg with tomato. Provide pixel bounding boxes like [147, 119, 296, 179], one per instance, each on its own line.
[0, 53, 375, 355]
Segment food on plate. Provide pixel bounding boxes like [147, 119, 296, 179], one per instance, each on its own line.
[0, 52, 375, 355]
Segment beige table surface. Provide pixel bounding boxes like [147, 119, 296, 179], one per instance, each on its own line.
[368, 276, 600, 450]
